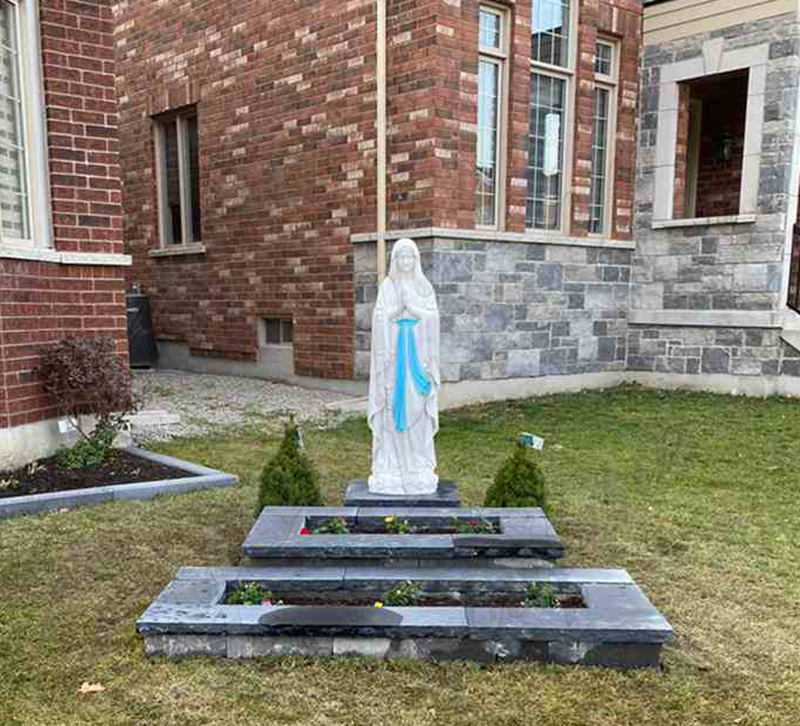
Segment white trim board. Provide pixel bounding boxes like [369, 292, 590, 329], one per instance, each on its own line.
[351, 227, 636, 250]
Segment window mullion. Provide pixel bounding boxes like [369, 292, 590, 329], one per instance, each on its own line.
[176, 115, 192, 245]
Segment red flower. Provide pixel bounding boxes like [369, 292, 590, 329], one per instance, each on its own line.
[299, 527, 311, 535]
[468, 519, 478, 525]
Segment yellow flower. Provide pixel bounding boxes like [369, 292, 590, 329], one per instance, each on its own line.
[384, 515, 395, 524]
[374, 601, 384, 608]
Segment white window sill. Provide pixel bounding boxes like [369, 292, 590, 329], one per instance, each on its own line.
[0, 243, 131, 266]
[150, 243, 206, 258]
[651, 214, 757, 230]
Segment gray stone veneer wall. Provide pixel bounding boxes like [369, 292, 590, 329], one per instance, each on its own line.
[354, 238, 632, 382]
[627, 327, 800, 377]
[633, 13, 800, 378]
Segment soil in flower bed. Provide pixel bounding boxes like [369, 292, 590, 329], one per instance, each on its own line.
[228, 591, 586, 609]
[0, 450, 190, 499]
[304, 520, 501, 535]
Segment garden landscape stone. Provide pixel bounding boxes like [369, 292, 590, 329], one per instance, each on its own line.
[242, 506, 563, 563]
[138, 565, 672, 667]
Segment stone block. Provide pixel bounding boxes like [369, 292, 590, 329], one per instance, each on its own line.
[227, 636, 334, 658]
[333, 637, 392, 657]
[507, 349, 540, 377]
[701, 348, 731, 374]
[537, 263, 563, 291]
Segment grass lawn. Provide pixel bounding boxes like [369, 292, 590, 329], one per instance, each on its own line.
[1, 385, 799, 725]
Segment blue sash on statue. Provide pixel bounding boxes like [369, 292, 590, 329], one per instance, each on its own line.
[393, 318, 431, 431]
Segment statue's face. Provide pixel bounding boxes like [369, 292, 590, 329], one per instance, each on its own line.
[395, 248, 415, 275]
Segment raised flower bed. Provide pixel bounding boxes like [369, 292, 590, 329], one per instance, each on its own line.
[137, 564, 673, 667]
[0, 448, 238, 520]
[243, 506, 564, 562]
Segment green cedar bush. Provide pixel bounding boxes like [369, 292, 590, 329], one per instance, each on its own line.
[484, 439, 546, 509]
[256, 417, 323, 512]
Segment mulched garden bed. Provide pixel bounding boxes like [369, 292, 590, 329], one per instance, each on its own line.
[0, 450, 190, 499]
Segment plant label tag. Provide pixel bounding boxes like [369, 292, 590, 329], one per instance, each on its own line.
[295, 427, 305, 450]
[58, 418, 76, 434]
[519, 432, 544, 450]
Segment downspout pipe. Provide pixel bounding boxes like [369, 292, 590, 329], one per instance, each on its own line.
[376, 0, 387, 281]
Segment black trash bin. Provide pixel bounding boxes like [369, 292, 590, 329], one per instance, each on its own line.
[126, 293, 158, 368]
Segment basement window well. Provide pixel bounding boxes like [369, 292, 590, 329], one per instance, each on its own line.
[259, 318, 293, 346]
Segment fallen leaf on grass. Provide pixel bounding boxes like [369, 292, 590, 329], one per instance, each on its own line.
[77, 682, 105, 695]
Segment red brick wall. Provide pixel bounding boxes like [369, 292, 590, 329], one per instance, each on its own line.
[570, 0, 641, 239]
[40, 0, 123, 255]
[118, 0, 382, 379]
[0, 0, 126, 433]
[0, 260, 127, 429]
[117, 0, 641, 380]
[411, 0, 641, 237]
[673, 84, 691, 218]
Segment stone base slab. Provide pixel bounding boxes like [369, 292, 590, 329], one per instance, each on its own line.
[344, 479, 460, 508]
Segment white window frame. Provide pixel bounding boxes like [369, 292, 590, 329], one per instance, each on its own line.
[588, 37, 619, 237]
[153, 108, 201, 247]
[0, 0, 51, 250]
[526, 0, 578, 234]
[652, 40, 767, 225]
[475, 3, 509, 231]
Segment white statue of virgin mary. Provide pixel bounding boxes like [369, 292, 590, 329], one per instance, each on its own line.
[368, 238, 440, 495]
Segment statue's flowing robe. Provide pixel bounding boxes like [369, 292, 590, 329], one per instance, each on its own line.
[368, 276, 440, 494]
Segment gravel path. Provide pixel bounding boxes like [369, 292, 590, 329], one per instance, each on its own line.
[131, 370, 362, 442]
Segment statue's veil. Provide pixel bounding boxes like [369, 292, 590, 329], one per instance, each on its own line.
[388, 238, 437, 313]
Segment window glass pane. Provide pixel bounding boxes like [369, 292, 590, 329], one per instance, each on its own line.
[187, 115, 201, 242]
[589, 87, 610, 233]
[163, 119, 182, 244]
[479, 9, 501, 50]
[265, 319, 281, 344]
[526, 73, 565, 229]
[532, 0, 570, 68]
[476, 59, 499, 227]
[0, 2, 28, 241]
[595, 42, 612, 76]
[281, 319, 293, 344]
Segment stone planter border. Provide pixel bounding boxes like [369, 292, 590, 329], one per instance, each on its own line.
[244, 506, 564, 561]
[0, 447, 238, 520]
[138, 565, 673, 668]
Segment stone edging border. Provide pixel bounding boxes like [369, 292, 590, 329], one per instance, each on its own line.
[243, 506, 564, 561]
[138, 565, 674, 667]
[0, 447, 238, 520]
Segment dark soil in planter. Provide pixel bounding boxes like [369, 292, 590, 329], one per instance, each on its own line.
[352, 524, 500, 535]
[0, 450, 190, 499]
[228, 592, 586, 609]
[306, 522, 501, 535]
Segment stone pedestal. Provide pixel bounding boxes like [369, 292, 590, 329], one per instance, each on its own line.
[343, 479, 460, 508]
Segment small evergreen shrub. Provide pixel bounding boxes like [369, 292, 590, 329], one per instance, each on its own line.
[484, 438, 546, 509]
[39, 336, 137, 468]
[256, 417, 323, 512]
